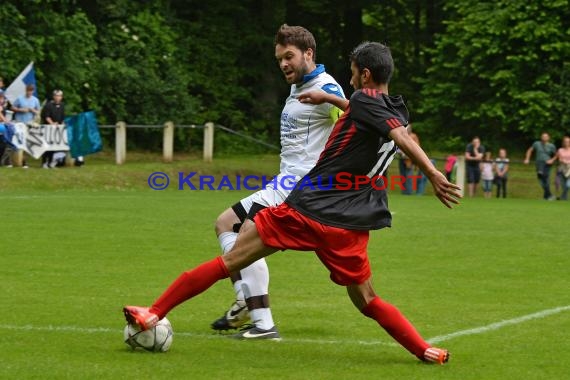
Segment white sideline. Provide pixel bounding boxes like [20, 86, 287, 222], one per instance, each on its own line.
[427, 304, 570, 344]
[1, 305, 568, 346]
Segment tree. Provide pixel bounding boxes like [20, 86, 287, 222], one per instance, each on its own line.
[417, 0, 570, 149]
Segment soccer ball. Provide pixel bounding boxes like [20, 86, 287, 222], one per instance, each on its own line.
[123, 317, 173, 352]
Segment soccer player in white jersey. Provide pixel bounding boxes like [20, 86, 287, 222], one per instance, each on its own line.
[210, 24, 345, 339]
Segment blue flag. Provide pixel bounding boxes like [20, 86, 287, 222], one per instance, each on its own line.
[5, 62, 38, 103]
[65, 111, 102, 158]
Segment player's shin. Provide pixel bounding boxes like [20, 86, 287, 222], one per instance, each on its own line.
[150, 256, 230, 319]
[219, 231, 245, 301]
[361, 296, 430, 359]
[241, 258, 275, 330]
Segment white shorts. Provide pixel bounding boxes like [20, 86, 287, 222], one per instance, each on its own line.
[239, 173, 300, 213]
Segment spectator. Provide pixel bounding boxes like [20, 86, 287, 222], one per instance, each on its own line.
[0, 90, 8, 123]
[465, 136, 485, 197]
[480, 151, 494, 199]
[444, 154, 457, 182]
[10, 84, 40, 168]
[40, 89, 65, 168]
[551, 136, 570, 200]
[0, 89, 13, 167]
[397, 125, 418, 194]
[494, 148, 509, 198]
[12, 84, 40, 124]
[415, 158, 435, 196]
[524, 132, 557, 200]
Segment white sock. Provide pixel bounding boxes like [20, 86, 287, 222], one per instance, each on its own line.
[218, 231, 237, 254]
[241, 259, 274, 330]
[218, 231, 244, 301]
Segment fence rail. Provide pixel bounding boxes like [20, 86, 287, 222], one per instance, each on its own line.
[100, 121, 216, 164]
[100, 121, 280, 165]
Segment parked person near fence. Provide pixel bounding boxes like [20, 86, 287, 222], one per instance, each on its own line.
[480, 151, 494, 199]
[494, 148, 509, 198]
[524, 132, 557, 200]
[465, 136, 485, 197]
[40, 89, 65, 168]
[551, 136, 570, 200]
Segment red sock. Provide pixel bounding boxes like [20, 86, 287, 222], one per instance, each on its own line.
[150, 257, 229, 319]
[361, 296, 430, 359]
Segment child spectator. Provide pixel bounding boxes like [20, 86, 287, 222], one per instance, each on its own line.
[495, 148, 509, 198]
[444, 154, 457, 182]
[480, 151, 494, 198]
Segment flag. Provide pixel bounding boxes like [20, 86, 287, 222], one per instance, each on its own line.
[65, 111, 102, 158]
[5, 62, 38, 104]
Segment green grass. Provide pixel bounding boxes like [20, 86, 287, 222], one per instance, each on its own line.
[0, 149, 560, 199]
[1, 154, 569, 379]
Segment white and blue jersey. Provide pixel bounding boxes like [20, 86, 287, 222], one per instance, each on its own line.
[279, 64, 344, 177]
[239, 64, 344, 212]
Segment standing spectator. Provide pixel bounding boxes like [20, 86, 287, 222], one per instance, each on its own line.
[12, 84, 40, 124]
[465, 136, 485, 197]
[397, 125, 418, 194]
[494, 148, 509, 198]
[0, 89, 13, 167]
[0, 90, 8, 122]
[444, 154, 457, 182]
[40, 89, 65, 168]
[10, 84, 39, 168]
[480, 151, 494, 198]
[0, 89, 11, 120]
[551, 136, 570, 200]
[524, 132, 557, 200]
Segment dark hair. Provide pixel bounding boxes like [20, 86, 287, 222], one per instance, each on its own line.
[350, 42, 393, 84]
[274, 24, 316, 60]
[26, 84, 35, 91]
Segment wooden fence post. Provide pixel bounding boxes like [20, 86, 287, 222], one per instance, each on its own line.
[456, 155, 465, 197]
[163, 121, 174, 163]
[115, 121, 127, 165]
[203, 122, 214, 162]
[12, 149, 23, 167]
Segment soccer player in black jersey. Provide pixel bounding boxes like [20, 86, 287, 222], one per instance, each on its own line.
[124, 42, 461, 364]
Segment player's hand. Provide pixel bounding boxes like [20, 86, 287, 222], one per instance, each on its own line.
[429, 170, 462, 208]
[298, 90, 328, 105]
[523, 159, 529, 165]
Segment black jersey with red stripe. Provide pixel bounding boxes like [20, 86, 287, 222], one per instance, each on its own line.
[285, 88, 409, 230]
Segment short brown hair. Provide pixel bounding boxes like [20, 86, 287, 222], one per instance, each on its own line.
[274, 24, 316, 59]
[26, 84, 35, 91]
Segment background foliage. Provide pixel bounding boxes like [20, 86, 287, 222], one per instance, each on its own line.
[1, 0, 568, 152]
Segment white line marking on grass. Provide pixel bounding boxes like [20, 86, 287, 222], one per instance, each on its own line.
[427, 305, 570, 344]
[2, 305, 568, 346]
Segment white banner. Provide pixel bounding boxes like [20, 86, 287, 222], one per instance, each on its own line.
[11, 123, 69, 159]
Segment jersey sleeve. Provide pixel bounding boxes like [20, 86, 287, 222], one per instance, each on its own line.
[320, 83, 345, 124]
[349, 91, 406, 138]
[321, 83, 344, 99]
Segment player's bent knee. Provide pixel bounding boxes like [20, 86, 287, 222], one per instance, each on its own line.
[347, 281, 377, 311]
[215, 208, 239, 235]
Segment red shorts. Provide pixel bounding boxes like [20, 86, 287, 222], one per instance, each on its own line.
[254, 203, 371, 286]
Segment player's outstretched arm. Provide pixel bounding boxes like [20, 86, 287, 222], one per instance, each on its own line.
[390, 126, 462, 208]
[298, 90, 349, 111]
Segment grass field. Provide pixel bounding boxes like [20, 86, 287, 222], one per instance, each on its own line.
[1, 153, 569, 379]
